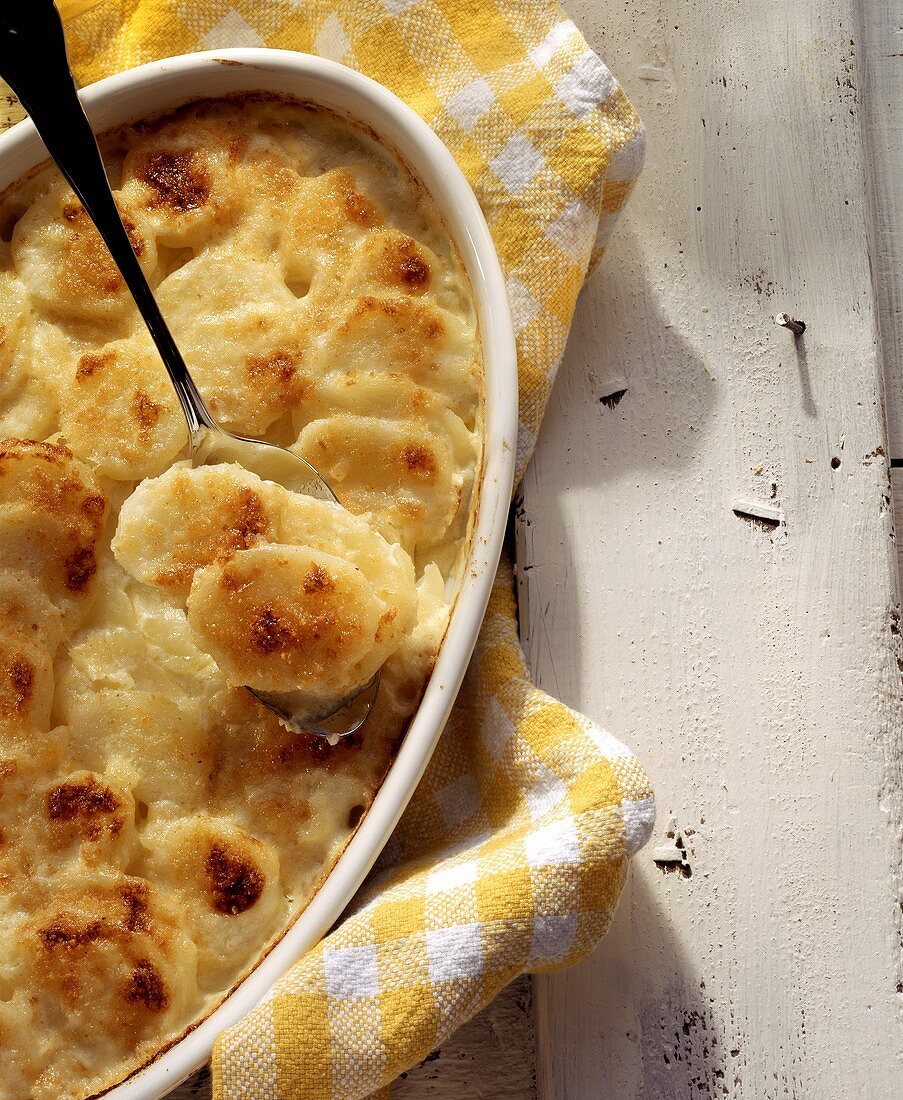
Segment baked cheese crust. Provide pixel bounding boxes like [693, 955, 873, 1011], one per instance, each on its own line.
[0, 96, 481, 1099]
[115, 464, 418, 696]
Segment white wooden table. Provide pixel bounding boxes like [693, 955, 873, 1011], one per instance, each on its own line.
[517, 0, 903, 1095]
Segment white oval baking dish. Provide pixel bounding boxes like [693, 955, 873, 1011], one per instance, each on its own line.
[0, 48, 517, 1099]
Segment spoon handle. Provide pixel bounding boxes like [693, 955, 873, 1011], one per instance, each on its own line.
[0, 0, 215, 440]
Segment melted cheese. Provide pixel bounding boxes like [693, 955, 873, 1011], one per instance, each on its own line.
[293, 372, 475, 561]
[12, 185, 156, 326]
[57, 334, 186, 480]
[156, 250, 315, 433]
[115, 463, 418, 697]
[0, 95, 481, 1099]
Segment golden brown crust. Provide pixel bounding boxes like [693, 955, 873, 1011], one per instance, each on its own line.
[135, 149, 211, 215]
[122, 959, 169, 1012]
[27, 878, 195, 1039]
[189, 546, 374, 694]
[112, 465, 274, 596]
[154, 484, 269, 590]
[46, 774, 125, 843]
[205, 841, 265, 915]
[60, 338, 186, 480]
[75, 349, 116, 381]
[115, 465, 418, 696]
[12, 190, 153, 326]
[0, 439, 108, 619]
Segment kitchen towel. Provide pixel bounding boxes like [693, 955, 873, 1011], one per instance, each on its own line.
[58, 2, 656, 1096]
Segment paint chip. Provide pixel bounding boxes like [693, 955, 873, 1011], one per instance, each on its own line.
[732, 498, 784, 525]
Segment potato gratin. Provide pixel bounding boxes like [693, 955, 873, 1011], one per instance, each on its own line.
[0, 96, 481, 1098]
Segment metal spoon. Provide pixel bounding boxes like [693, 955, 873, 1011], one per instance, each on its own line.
[0, 1, 378, 739]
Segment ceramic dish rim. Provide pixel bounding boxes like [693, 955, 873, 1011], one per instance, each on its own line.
[0, 47, 517, 1099]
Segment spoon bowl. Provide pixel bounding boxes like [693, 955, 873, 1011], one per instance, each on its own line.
[192, 427, 336, 502]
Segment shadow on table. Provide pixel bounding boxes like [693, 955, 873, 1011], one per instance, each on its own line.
[535, 866, 731, 1098]
[516, 218, 718, 715]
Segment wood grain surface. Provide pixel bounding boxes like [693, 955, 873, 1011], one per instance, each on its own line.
[518, 0, 903, 1096]
[6, 0, 903, 1092]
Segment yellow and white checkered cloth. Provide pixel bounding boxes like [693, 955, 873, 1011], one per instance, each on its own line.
[57, 1, 655, 1096]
